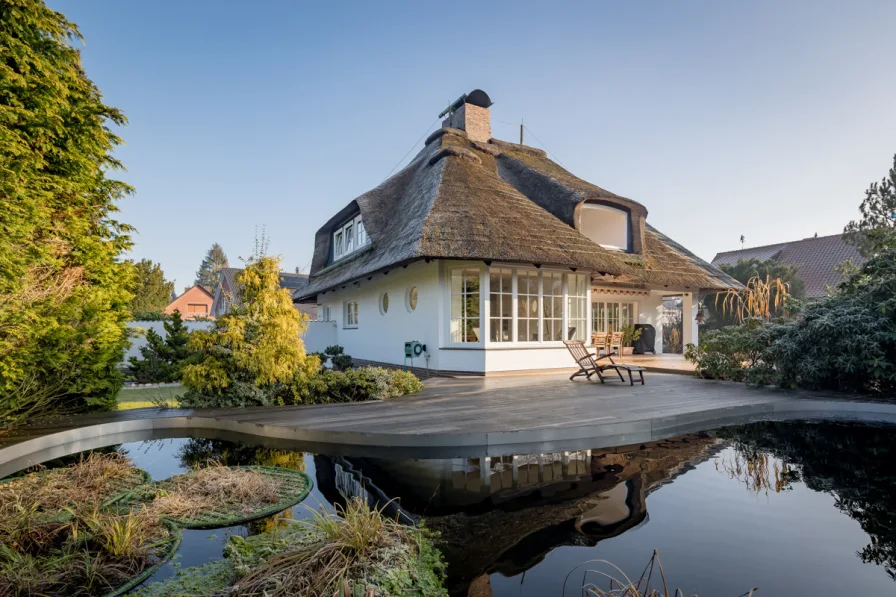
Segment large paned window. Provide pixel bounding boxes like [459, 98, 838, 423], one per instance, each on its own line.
[489, 269, 513, 342]
[451, 269, 481, 343]
[517, 271, 540, 342]
[542, 272, 564, 341]
[592, 300, 636, 333]
[567, 274, 588, 341]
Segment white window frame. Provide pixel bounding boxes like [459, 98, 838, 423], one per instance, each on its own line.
[516, 269, 540, 343]
[447, 265, 484, 345]
[333, 230, 344, 260]
[591, 298, 639, 334]
[579, 203, 631, 252]
[332, 214, 370, 263]
[442, 264, 594, 348]
[488, 268, 513, 343]
[541, 271, 564, 342]
[567, 273, 588, 342]
[343, 300, 359, 329]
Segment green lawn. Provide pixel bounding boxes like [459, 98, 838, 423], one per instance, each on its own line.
[116, 385, 183, 410]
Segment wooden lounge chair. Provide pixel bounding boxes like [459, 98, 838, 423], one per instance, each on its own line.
[564, 340, 646, 386]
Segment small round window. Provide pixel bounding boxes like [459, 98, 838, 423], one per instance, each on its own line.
[379, 293, 389, 315]
[406, 286, 418, 311]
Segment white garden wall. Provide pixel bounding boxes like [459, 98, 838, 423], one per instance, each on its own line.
[303, 321, 337, 354]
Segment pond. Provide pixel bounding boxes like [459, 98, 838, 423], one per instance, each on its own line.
[6, 420, 896, 596]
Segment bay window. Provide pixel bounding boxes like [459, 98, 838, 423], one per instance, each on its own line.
[542, 272, 563, 341]
[450, 268, 480, 342]
[517, 271, 540, 342]
[447, 265, 597, 346]
[489, 269, 512, 342]
[567, 274, 588, 341]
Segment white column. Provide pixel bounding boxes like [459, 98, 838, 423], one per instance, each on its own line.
[681, 292, 696, 348]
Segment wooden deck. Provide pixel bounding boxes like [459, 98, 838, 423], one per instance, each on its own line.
[2, 373, 895, 476]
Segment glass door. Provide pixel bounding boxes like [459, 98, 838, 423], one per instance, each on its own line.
[592, 300, 637, 333]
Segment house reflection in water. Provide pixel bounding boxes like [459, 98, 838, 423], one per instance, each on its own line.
[315, 433, 722, 596]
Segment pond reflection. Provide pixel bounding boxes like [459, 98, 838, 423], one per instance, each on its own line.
[716, 421, 896, 581]
[4, 421, 895, 596]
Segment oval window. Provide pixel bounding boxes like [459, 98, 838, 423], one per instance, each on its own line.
[407, 286, 418, 311]
[380, 293, 389, 315]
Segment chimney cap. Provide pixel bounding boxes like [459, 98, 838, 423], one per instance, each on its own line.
[438, 89, 493, 118]
[465, 89, 493, 108]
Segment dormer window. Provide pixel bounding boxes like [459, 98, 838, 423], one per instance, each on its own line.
[332, 214, 369, 262]
[579, 203, 631, 252]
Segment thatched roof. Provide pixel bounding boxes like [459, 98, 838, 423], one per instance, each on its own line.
[297, 128, 739, 300]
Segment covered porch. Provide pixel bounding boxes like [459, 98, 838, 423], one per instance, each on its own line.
[589, 284, 699, 355]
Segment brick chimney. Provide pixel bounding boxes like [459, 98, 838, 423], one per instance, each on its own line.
[441, 89, 493, 143]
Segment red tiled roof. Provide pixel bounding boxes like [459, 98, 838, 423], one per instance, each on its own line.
[712, 234, 866, 298]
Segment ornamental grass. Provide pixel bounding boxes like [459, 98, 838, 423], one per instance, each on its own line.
[0, 508, 177, 597]
[230, 498, 447, 597]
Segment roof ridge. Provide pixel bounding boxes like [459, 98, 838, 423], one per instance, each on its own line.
[715, 232, 849, 257]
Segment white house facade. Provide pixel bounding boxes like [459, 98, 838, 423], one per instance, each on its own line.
[297, 90, 736, 375]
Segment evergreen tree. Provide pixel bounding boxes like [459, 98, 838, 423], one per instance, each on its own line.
[131, 258, 175, 313]
[0, 1, 134, 424]
[181, 253, 316, 406]
[194, 243, 229, 292]
[844, 153, 896, 257]
[127, 310, 193, 383]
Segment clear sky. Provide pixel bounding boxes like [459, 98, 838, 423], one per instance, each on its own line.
[50, 1, 896, 291]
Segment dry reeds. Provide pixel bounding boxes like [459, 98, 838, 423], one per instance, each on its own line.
[715, 275, 791, 323]
[141, 462, 280, 520]
[563, 550, 758, 597]
[0, 452, 143, 514]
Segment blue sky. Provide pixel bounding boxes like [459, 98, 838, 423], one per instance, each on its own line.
[51, 1, 896, 291]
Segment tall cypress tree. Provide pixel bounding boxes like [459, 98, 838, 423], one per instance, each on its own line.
[194, 243, 229, 292]
[0, 1, 134, 424]
[131, 259, 175, 313]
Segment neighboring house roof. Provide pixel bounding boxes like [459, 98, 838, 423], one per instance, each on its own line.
[296, 127, 738, 300]
[214, 268, 314, 315]
[166, 284, 214, 305]
[165, 284, 215, 318]
[711, 233, 866, 299]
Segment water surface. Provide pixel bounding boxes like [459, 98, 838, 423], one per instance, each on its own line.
[11, 421, 896, 596]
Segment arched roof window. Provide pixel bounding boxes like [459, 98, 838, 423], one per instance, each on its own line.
[579, 203, 631, 252]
